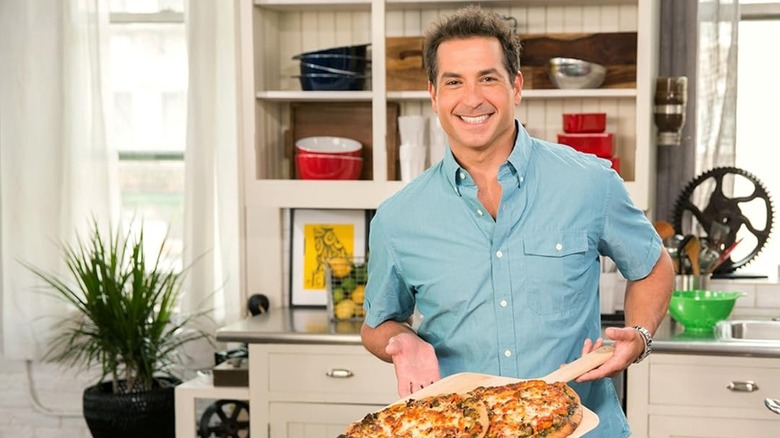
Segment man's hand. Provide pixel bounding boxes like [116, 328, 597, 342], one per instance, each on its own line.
[385, 332, 441, 397]
[574, 327, 645, 383]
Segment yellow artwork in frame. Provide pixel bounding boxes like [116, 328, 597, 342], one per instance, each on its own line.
[303, 223, 356, 290]
[291, 209, 366, 306]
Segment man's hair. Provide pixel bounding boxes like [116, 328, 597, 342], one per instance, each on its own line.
[423, 5, 521, 86]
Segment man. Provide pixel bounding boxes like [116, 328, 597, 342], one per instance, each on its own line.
[361, 5, 674, 437]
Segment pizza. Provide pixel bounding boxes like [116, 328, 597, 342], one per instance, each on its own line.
[469, 379, 583, 437]
[339, 379, 582, 438]
[338, 392, 488, 438]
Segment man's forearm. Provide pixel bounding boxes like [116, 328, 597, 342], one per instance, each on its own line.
[623, 250, 674, 334]
[361, 320, 417, 362]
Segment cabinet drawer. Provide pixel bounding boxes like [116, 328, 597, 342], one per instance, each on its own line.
[269, 402, 384, 438]
[649, 356, 780, 412]
[268, 351, 397, 398]
[649, 413, 780, 438]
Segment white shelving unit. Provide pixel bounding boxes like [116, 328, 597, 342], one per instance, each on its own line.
[237, 0, 659, 311]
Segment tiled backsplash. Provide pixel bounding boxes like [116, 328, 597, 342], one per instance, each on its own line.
[711, 277, 780, 319]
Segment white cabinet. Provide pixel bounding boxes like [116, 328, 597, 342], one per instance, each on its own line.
[248, 343, 397, 438]
[237, 0, 660, 306]
[627, 354, 780, 438]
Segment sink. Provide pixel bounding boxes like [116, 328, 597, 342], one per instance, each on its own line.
[715, 320, 780, 342]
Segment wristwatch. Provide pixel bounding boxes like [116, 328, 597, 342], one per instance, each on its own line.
[632, 325, 653, 363]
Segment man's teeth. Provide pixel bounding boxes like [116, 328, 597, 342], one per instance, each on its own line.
[460, 114, 489, 124]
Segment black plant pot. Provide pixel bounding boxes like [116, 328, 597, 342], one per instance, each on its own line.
[82, 378, 178, 438]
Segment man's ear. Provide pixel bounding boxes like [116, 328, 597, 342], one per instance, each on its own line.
[513, 71, 524, 106]
[428, 81, 438, 113]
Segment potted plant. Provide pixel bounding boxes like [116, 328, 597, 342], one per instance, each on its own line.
[24, 220, 210, 438]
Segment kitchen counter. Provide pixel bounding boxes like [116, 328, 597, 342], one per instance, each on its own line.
[217, 306, 363, 345]
[216, 306, 780, 358]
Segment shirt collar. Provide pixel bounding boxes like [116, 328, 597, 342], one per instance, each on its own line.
[442, 120, 533, 196]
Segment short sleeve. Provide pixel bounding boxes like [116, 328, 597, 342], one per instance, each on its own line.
[599, 171, 663, 280]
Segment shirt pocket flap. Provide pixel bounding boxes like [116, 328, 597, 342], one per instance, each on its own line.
[523, 232, 588, 257]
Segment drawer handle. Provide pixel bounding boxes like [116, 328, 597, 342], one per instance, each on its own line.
[766, 398, 780, 415]
[727, 380, 759, 392]
[326, 368, 354, 379]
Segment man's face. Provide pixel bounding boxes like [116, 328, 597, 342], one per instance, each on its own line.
[428, 37, 522, 154]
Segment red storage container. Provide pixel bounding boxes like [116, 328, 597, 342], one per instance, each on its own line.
[557, 133, 614, 158]
[610, 157, 621, 174]
[562, 113, 606, 133]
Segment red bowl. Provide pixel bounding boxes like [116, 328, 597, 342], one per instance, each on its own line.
[558, 133, 614, 158]
[296, 153, 363, 180]
[295, 136, 362, 157]
[562, 113, 607, 133]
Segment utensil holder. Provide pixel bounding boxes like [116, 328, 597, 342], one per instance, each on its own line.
[674, 274, 711, 291]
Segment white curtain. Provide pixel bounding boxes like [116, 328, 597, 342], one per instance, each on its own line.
[0, 0, 117, 359]
[182, 0, 242, 329]
[696, 0, 739, 173]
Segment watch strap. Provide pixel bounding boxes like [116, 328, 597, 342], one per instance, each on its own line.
[632, 325, 653, 363]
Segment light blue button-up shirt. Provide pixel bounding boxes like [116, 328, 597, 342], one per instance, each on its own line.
[364, 122, 662, 437]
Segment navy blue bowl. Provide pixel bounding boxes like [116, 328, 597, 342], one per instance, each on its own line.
[298, 56, 370, 76]
[294, 43, 370, 59]
[296, 73, 369, 91]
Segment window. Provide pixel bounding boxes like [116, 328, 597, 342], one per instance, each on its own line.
[108, 0, 186, 270]
[734, 1, 780, 276]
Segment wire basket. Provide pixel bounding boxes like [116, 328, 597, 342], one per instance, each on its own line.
[325, 257, 367, 321]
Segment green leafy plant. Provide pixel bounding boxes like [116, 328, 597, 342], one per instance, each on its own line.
[24, 220, 210, 394]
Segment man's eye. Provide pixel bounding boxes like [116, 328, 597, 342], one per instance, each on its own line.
[482, 76, 497, 82]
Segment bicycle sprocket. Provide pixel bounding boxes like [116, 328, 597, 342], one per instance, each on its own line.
[672, 166, 773, 273]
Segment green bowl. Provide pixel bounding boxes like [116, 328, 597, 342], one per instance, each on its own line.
[668, 290, 743, 332]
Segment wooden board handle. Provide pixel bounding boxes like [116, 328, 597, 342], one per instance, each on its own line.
[542, 345, 615, 383]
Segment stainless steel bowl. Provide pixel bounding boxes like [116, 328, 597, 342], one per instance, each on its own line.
[548, 57, 607, 89]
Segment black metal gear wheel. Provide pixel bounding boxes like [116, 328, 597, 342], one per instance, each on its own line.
[672, 166, 773, 274]
[198, 399, 250, 438]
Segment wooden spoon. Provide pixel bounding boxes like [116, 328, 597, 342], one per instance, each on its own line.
[654, 221, 675, 241]
[684, 235, 702, 276]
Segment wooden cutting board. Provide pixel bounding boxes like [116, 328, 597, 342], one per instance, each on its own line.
[386, 345, 615, 437]
[386, 32, 637, 91]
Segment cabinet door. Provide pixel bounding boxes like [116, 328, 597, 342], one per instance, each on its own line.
[269, 402, 383, 438]
[649, 414, 780, 438]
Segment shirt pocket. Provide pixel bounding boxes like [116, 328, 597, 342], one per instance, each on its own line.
[522, 231, 590, 315]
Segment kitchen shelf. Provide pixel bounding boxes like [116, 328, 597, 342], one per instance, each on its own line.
[256, 90, 373, 101]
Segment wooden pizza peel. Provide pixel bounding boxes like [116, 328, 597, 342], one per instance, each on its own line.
[393, 344, 616, 437]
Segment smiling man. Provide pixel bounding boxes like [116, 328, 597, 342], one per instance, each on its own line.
[360, 5, 674, 437]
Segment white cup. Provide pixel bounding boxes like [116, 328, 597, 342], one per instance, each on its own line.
[429, 116, 447, 165]
[398, 115, 428, 147]
[399, 143, 426, 182]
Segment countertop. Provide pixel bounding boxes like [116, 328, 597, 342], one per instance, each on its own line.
[216, 306, 780, 358]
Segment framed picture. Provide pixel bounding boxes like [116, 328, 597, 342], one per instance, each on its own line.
[290, 209, 367, 306]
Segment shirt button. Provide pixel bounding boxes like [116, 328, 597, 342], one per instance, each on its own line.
[496, 250, 503, 258]
[477, 209, 483, 216]
[459, 172, 466, 179]
[504, 349, 512, 357]
[519, 176, 524, 183]
[500, 300, 508, 307]
[555, 243, 563, 251]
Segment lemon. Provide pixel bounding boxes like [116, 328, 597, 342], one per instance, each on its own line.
[334, 300, 356, 320]
[331, 287, 345, 304]
[351, 285, 365, 304]
[354, 306, 365, 318]
[328, 258, 352, 278]
[340, 276, 357, 292]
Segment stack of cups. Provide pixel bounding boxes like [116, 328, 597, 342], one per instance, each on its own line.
[429, 116, 447, 165]
[398, 115, 428, 182]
